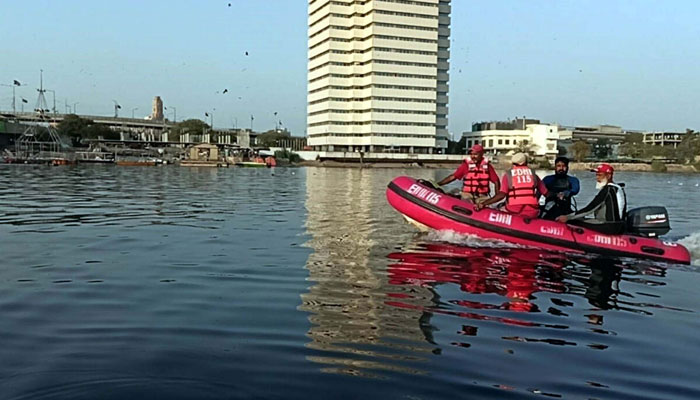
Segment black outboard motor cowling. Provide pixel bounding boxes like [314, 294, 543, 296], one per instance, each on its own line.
[626, 207, 671, 237]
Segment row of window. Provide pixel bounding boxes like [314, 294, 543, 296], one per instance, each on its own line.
[465, 139, 529, 148]
[309, 71, 436, 84]
[309, 120, 435, 127]
[309, 58, 437, 73]
[308, 108, 435, 116]
[310, 46, 436, 62]
[310, 4, 438, 27]
[310, 0, 438, 12]
[309, 132, 436, 138]
[375, 0, 439, 8]
[310, 21, 437, 39]
[309, 83, 435, 94]
[309, 34, 437, 51]
[308, 96, 436, 105]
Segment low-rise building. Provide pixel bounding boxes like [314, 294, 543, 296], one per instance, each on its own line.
[461, 118, 559, 160]
[642, 131, 686, 147]
[557, 124, 628, 159]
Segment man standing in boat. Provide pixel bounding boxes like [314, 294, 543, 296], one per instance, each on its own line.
[555, 163, 627, 234]
[474, 152, 548, 219]
[436, 144, 500, 204]
[541, 156, 580, 220]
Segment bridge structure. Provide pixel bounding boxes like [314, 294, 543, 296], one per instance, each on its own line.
[0, 111, 175, 139]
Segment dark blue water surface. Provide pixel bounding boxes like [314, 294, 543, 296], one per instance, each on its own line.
[1, 165, 699, 399]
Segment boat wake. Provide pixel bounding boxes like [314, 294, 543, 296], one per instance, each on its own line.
[423, 229, 523, 249]
[678, 232, 700, 266]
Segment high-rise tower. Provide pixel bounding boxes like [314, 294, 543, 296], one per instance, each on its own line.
[151, 96, 164, 121]
[307, 0, 451, 153]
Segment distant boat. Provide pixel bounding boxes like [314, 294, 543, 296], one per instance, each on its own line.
[116, 157, 157, 166]
[235, 161, 266, 168]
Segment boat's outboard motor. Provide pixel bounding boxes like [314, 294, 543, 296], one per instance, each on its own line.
[626, 207, 671, 237]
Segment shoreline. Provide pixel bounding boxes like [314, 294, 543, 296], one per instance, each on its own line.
[299, 160, 698, 173]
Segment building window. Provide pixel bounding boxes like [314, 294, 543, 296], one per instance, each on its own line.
[498, 139, 502, 145]
[467, 140, 472, 148]
[505, 139, 510, 145]
[488, 139, 493, 147]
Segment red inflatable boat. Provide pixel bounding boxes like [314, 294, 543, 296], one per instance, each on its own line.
[386, 176, 691, 265]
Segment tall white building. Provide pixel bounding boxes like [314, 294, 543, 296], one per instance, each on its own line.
[307, 0, 451, 154]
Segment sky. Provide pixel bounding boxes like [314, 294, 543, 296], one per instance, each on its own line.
[2, 0, 699, 137]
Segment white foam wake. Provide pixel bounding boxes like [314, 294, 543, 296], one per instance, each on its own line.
[424, 230, 521, 248]
[678, 232, 700, 266]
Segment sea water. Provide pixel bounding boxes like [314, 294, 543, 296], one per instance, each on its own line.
[1, 165, 699, 399]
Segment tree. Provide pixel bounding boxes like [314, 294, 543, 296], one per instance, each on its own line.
[257, 129, 290, 147]
[515, 139, 538, 155]
[618, 132, 645, 158]
[676, 130, 700, 163]
[169, 119, 210, 141]
[594, 138, 612, 160]
[570, 140, 591, 162]
[56, 114, 119, 146]
[446, 136, 467, 154]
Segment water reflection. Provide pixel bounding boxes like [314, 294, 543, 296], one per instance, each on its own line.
[387, 244, 570, 314]
[385, 241, 685, 353]
[300, 168, 437, 377]
[299, 167, 690, 388]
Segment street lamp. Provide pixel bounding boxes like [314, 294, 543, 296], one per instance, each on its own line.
[204, 109, 215, 129]
[132, 107, 138, 118]
[1, 80, 23, 113]
[164, 106, 176, 122]
[46, 89, 57, 114]
[73, 102, 79, 114]
[113, 100, 121, 118]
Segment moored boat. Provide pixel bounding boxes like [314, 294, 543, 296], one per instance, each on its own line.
[386, 176, 691, 265]
[235, 161, 267, 168]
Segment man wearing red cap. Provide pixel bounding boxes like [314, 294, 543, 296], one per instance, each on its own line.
[437, 144, 500, 204]
[555, 163, 627, 234]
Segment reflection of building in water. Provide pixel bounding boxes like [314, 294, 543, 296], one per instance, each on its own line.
[300, 168, 436, 375]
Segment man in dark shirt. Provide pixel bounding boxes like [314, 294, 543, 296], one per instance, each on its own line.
[556, 163, 626, 234]
[541, 156, 580, 220]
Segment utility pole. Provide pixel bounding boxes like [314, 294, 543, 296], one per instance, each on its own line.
[165, 106, 176, 123]
[1, 81, 22, 113]
[46, 90, 57, 114]
[132, 107, 138, 118]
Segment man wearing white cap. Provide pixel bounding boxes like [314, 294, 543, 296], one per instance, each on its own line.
[555, 163, 627, 234]
[475, 152, 548, 219]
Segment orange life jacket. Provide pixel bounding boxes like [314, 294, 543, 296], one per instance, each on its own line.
[462, 157, 491, 195]
[505, 165, 539, 207]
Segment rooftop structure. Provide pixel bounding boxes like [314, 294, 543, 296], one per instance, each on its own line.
[642, 131, 686, 147]
[306, 0, 451, 154]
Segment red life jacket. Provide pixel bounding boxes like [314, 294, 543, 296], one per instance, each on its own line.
[462, 157, 491, 195]
[505, 165, 539, 207]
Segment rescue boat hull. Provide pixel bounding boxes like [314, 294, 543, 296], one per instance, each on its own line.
[386, 176, 691, 265]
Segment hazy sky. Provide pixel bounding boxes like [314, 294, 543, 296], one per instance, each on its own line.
[2, 1, 699, 136]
